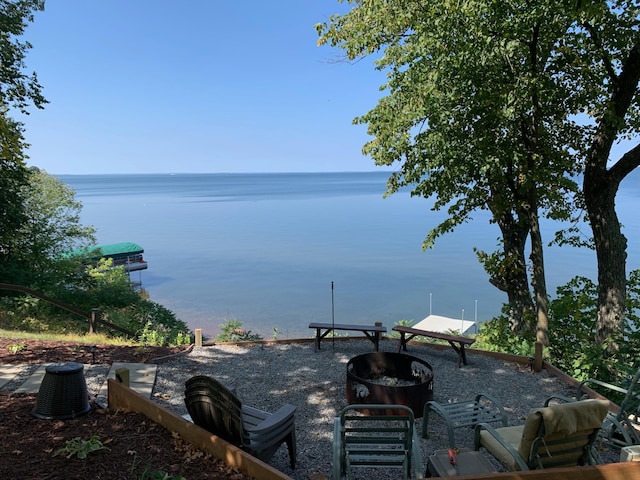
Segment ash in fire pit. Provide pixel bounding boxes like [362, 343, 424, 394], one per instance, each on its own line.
[346, 352, 434, 417]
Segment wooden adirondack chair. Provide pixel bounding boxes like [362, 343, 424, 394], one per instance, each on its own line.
[474, 399, 609, 471]
[333, 404, 424, 480]
[184, 375, 297, 468]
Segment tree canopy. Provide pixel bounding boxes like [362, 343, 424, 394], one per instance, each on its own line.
[1, 0, 46, 271]
[317, 0, 640, 348]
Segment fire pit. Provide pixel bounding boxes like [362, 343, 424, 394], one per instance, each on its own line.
[346, 352, 434, 417]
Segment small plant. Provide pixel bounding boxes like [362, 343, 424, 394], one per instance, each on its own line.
[139, 468, 186, 480]
[6, 342, 27, 354]
[174, 331, 190, 346]
[53, 435, 110, 459]
[215, 318, 263, 342]
[389, 320, 414, 338]
[272, 327, 278, 340]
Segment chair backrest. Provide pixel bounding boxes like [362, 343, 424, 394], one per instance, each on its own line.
[335, 404, 419, 480]
[518, 399, 609, 469]
[185, 375, 244, 446]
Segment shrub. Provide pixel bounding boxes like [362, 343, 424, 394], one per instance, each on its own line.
[476, 270, 640, 382]
[215, 319, 262, 342]
[103, 301, 191, 347]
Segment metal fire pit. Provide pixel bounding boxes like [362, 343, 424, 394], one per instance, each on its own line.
[346, 352, 434, 417]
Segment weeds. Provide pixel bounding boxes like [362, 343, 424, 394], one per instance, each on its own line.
[6, 342, 26, 354]
[53, 435, 110, 459]
[215, 319, 263, 342]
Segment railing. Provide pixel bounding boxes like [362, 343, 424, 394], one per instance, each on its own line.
[0, 283, 135, 338]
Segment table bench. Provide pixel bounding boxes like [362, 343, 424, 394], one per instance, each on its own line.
[308, 323, 387, 351]
[392, 326, 476, 367]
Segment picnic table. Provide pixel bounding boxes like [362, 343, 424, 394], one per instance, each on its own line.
[392, 325, 476, 367]
[308, 323, 387, 351]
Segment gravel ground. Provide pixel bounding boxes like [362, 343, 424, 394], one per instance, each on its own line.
[146, 338, 613, 479]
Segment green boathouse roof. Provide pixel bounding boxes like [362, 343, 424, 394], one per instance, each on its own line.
[67, 242, 144, 259]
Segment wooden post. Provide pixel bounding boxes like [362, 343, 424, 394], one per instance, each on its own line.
[115, 368, 130, 387]
[534, 341, 543, 372]
[90, 308, 99, 334]
[195, 328, 203, 347]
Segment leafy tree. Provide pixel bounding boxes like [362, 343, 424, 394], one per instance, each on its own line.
[0, 0, 46, 114]
[0, 119, 29, 263]
[317, 1, 582, 344]
[56, 258, 138, 311]
[480, 270, 640, 383]
[317, 1, 639, 350]
[574, 6, 640, 353]
[3, 168, 96, 290]
[0, 0, 47, 275]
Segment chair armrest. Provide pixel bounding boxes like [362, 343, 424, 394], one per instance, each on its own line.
[544, 393, 575, 406]
[474, 422, 529, 471]
[333, 417, 342, 480]
[245, 403, 296, 433]
[603, 412, 636, 445]
[411, 428, 425, 479]
[578, 378, 628, 398]
[476, 392, 508, 426]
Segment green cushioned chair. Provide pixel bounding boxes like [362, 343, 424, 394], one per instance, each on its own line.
[547, 366, 640, 450]
[474, 399, 609, 471]
[333, 404, 424, 480]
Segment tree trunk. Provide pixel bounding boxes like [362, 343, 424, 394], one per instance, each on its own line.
[528, 204, 549, 346]
[582, 42, 640, 353]
[584, 156, 627, 352]
[489, 206, 535, 332]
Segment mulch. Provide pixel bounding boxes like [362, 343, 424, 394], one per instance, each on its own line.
[0, 337, 189, 365]
[0, 337, 255, 480]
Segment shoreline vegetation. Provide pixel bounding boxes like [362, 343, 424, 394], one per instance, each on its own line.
[3, 266, 640, 386]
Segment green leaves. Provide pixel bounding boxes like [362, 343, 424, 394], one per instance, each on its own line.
[53, 435, 110, 459]
[317, 0, 639, 345]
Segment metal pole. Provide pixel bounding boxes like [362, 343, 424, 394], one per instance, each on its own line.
[475, 299, 478, 334]
[331, 281, 335, 351]
[429, 293, 432, 315]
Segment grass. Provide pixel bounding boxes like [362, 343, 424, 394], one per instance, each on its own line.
[0, 328, 137, 346]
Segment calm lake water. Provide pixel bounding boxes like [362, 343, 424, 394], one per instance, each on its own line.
[58, 171, 639, 339]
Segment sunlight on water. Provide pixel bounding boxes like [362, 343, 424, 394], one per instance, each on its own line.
[60, 171, 639, 338]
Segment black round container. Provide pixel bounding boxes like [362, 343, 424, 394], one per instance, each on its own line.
[31, 362, 90, 420]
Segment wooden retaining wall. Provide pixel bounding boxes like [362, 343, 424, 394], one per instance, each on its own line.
[107, 379, 292, 480]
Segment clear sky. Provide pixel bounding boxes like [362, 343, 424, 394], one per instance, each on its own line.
[19, 1, 387, 174]
[17, 1, 639, 175]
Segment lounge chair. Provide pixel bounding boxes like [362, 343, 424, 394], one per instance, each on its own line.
[333, 404, 424, 479]
[474, 399, 608, 471]
[546, 366, 640, 450]
[184, 375, 297, 468]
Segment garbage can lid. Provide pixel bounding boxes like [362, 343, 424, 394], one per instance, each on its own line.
[45, 362, 84, 374]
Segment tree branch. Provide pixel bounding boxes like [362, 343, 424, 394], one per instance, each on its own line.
[583, 21, 618, 84]
[610, 143, 640, 182]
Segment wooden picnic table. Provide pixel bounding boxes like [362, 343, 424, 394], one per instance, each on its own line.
[392, 325, 476, 367]
[308, 323, 387, 351]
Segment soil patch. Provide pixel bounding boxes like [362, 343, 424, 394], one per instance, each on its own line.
[0, 338, 254, 480]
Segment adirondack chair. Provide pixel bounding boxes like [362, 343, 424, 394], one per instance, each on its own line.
[184, 375, 297, 468]
[333, 404, 424, 480]
[474, 399, 609, 471]
[546, 366, 640, 450]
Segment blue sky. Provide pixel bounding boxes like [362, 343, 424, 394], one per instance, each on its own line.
[18, 1, 639, 175]
[20, 1, 387, 174]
